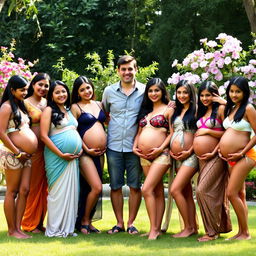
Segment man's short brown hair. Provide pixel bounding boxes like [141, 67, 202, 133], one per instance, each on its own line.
[117, 55, 137, 69]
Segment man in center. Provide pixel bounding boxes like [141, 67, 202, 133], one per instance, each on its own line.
[102, 55, 145, 234]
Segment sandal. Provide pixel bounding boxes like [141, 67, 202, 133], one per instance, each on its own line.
[107, 225, 125, 234]
[127, 226, 139, 234]
[81, 225, 91, 235]
[90, 227, 101, 233]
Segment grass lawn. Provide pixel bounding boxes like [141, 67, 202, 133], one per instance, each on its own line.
[1, 199, 256, 256]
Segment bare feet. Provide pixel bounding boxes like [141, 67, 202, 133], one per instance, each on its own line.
[172, 228, 197, 238]
[198, 234, 219, 242]
[31, 228, 41, 234]
[148, 231, 160, 240]
[8, 230, 31, 239]
[141, 230, 163, 237]
[226, 233, 251, 241]
[140, 232, 149, 237]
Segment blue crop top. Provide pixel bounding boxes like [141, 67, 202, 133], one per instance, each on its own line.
[77, 103, 106, 138]
[223, 117, 252, 132]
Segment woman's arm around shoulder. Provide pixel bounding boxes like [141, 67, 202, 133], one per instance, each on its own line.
[71, 103, 80, 120]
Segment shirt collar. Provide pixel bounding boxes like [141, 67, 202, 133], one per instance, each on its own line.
[115, 80, 138, 91]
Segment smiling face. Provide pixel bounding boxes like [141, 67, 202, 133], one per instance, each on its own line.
[11, 84, 29, 101]
[148, 84, 162, 103]
[176, 85, 190, 105]
[117, 60, 137, 84]
[52, 85, 68, 105]
[229, 84, 244, 104]
[200, 89, 213, 107]
[33, 79, 50, 98]
[78, 82, 94, 101]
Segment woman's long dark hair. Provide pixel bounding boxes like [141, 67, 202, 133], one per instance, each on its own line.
[71, 76, 95, 104]
[171, 80, 197, 129]
[0, 75, 29, 129]
[224, 76, 250, 122]
[47, 80, 71, 127]
[137, 78, 170, 122]
[197, 81, 220, 126]
[26, 73, 51, 98]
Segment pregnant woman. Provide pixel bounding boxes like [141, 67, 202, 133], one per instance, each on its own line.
[0, 75, 38, 239]
[71, 76, 106, 234]
[133, 78, 173, 240]
[219, 76, 256, 240]
[41, 80, 82, 237]
[169, 80, 198, 238]
[194, 81, 231, 242]
[22, 73, 50, 233]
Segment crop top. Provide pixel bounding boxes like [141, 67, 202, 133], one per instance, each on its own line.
[139, 114, 169, 129]
[77, 102, 106, 138]
[24, 100, 44, 126]
[6, 111, 30, 134]
[196, 117, 223, 131]
[222, 117, 252, 132]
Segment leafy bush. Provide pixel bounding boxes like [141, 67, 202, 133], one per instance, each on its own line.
[54, 51, 159, 100]
[245, 169, 256, 200]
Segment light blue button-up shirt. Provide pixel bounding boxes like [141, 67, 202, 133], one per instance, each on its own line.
[102, 81, 145, 152]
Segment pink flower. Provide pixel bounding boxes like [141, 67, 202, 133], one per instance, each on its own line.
[18, 58, 25, 64]
[182, 57, 190, 66]
[205, 52, 214, 60]
[249, 81, 256, 87]
[209, 60, 216, 68]
[218, 86, 226, 95]
[216, 33, 228, 40]
[232, 51, 240, 59]
[217, 58, 224, 68]
[215, 71, 223, 81]
[191, 62, 199, 70]
[201, 72, 209, 80]
[209, 67, 219, 75]
[200, 38, 207, 44]
[249, 59, 256, 65]
[167, 73, 181, 85]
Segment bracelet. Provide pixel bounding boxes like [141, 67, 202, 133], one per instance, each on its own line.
[14, 151, 22, 159]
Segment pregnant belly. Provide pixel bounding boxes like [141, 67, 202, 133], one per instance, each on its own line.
[9, 128, 38, 154]
[193, 135, 219, 157]
[83, 125, 107, 150]
[137, 129, 167, 154]
[219, 130, 249, 158]
[59, 130, 82, 154]
[170, 133, 194, 154]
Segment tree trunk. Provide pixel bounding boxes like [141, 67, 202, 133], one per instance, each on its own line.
[0, 0, 6, 12]
[243, 0, 256, 32]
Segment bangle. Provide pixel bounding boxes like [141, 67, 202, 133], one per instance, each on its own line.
[14, 151, 22, 159]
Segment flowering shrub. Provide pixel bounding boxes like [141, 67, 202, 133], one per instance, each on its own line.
[0, 40, 36, 95]
[245, 181, 256, 200]
[168, 33, 256, 103]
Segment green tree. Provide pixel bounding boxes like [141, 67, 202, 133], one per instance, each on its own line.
[150, 0, 251, 81]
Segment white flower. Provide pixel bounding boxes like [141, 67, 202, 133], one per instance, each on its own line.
[172, 59, 178, 67]
[206, 40, 217, 48]
[199, 61, 208, 68]
[224, 57, 232, 65]
[218, 85, 226, 95]
[201, 72, 209, 80]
